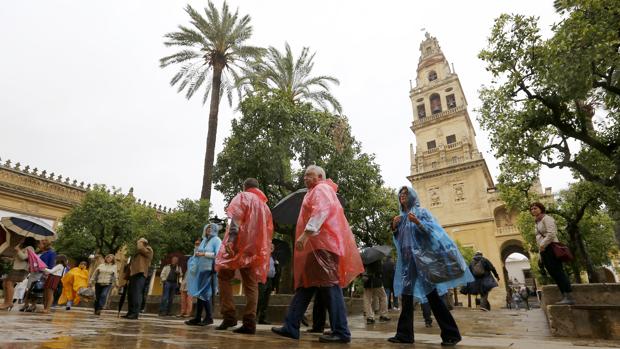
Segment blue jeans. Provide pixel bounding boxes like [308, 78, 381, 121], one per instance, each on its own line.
[282, 285, 350, 341]
[159, 281, 177, 315]
[94, 284, 112, 311]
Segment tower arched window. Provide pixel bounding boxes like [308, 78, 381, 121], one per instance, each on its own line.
[428, 70, 437, 82]
[446, 94, 456, 109]
[430, 93, 442, 114]
[417, 104, 426, 118]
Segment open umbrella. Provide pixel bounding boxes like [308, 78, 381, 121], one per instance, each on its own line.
[0, 216, 56, 241]
[271, 188, 346, 226]
[360, 245, 392, 265]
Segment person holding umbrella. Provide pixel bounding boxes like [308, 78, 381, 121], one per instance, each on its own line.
[185, 224, 222, 326]
[271, 165, 364, 343]
[360, 247, 391, 324]
[388, 186, 473, 346]
[0, 236, 37, 310]
[215, 178, 273, 334]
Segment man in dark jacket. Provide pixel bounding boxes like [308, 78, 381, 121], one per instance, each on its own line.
[382, 256, 398, 310]
[467, 251, 500, 311]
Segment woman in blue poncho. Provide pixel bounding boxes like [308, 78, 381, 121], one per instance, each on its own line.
[185, 223, 222, 326]
[388, 186, 473, 346]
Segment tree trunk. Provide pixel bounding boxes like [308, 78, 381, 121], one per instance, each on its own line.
[200, 66, 224, 201]
[573, 226, 600, 283]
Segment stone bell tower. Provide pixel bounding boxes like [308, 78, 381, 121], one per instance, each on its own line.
[407, 33, 494, 227]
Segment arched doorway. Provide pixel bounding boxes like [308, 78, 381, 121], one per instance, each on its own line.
[500, 240, 537, 308]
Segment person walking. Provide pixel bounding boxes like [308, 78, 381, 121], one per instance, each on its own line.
[530, 202, 574, 305]
[466, 251, 500, 311]
[383, 256, 399, 311]
[363, 259, 390, 324]
[271, 165, 364, 344]
[159, 256, 182, 316]
[122, 238, 153, 320]
[1, 237, 37, 310]
[186, 224, 222, 326]
[215, 178, 273, 334]
[257, 244, 277, 325]
[90, 254, 117, 315]
[388, 186, 473, 346]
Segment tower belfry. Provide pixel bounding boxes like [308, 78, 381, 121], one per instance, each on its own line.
[407, 33, 494, 226]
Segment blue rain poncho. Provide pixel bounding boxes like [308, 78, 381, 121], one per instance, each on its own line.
[393, 186, 473, 303]
[187, 224, 222, 301]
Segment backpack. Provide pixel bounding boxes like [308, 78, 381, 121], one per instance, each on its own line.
[472, 259, 486, 277]
[519, 287, 529, 299]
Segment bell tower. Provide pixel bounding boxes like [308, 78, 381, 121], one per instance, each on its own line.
[407, 33, 494, 226]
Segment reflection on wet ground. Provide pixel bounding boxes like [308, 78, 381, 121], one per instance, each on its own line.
[0, 307, 618, 348]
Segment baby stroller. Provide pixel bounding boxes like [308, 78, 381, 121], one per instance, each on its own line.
[21, 273, 45, 312]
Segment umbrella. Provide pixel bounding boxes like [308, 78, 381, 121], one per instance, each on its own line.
[272, 238, 291, 266]
[360, 245, 392, 265]
[271, 188, 346, 226]
[0, 216, 57, 241]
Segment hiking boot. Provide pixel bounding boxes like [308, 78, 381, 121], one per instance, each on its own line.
[215, 320, 237, 331]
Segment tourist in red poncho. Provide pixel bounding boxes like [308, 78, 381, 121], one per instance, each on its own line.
[215, 178, 274, 334]
[272, 165, 364, 344]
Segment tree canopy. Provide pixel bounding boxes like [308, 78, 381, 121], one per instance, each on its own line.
[213, 91, 396, 246]
[56, 186, 211, 264]
[478, 0, 620, 242]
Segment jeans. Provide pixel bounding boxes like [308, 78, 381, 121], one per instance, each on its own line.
[94, 284, 112, 311]
[282, 285, 350, 341]
[541, 249, 572, 294]
[159, 281, 177, 315]
[127, 273, 146, 317]
[395, 289, 460, 343]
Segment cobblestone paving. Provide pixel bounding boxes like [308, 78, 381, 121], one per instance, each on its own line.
[0, 306, 618, 348]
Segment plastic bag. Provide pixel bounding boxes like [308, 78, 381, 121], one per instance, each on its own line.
[415, 247, 465, 283]
[77, 287, 95, 298]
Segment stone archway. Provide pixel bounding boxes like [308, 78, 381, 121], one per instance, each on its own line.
[499, 240, 531, 290]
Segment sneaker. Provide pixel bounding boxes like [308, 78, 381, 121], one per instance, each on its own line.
[441, 338, 461, 346]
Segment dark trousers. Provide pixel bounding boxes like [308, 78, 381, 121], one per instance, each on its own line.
[282, 285, 350, 340]
[127, 273, 146, 317]
[541, 249, 572, 293]
[385, 288, 399, 309]
[395, 289, 460, 343]
[257, 278, 273, 322]
[159, 281, 177, 315]
[193, 298, 213, 322]
[311, 293, 327, 331]
[94, 283, 112, 311]
[53, 283, 63, 306]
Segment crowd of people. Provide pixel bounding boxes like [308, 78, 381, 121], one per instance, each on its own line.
[0, 166, 576, 345]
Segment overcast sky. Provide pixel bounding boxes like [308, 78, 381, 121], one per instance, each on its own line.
[0, 1, 572, 218]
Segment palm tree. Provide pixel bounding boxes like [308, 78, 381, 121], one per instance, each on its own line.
[160, 2, 262, 200]
[239, 42, 342, 113]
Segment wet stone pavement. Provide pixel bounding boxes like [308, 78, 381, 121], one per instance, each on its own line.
[0, 306, 619, 349]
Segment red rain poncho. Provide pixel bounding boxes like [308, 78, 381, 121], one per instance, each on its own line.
[294, 179, 364, 289]
[215, 188, 274, 283]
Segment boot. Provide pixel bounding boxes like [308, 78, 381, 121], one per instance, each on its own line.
[556, 292, 575, 305]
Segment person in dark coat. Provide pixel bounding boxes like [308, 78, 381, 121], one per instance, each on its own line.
[363, 259, 390, 324]
[465, 251, 500, 311]
[382, 256, 398, 310]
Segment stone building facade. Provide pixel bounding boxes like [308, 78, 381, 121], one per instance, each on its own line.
[406, 34, 551, 308]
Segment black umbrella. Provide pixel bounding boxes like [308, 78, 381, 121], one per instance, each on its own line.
[360, 245, 392, 265]
[272, 238, 292, 266]
[271, 188, 346, 226]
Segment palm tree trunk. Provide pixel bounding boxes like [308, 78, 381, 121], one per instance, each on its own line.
[201, 66, 224, 201]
